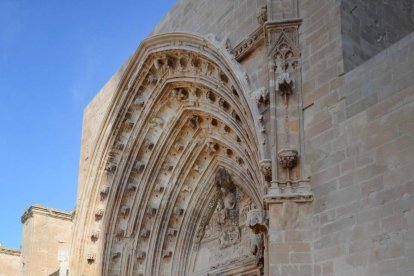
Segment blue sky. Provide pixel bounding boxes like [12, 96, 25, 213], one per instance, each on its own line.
[0, 0, 176, 249]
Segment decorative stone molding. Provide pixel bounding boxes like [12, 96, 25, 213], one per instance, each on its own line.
[100, 186, 110, 201]
[132, 161, 145, 174]
[219, 98, 230, 110]
[111, 252, 121, 260]
[0, 247, 21, 256]
[137, 251, 146, 260]
[115, 229, 125, 239]
[140, 229, 150, 239]
[91, 231, 99, 242]
[277, 149, 298, 169]
[104, 163, 117, 174]
[21, 205, 73, 223]
[206, 90, 216, 102]
[172, 88, 189, 101]
[263, 18, 313, 203]
[87, 253, 96, 264]
[189, 115, 201, 129]
[120, 205, 130, 217]
[246, 209, 267, 234]
[174, 207, 184, 216]
[154, 184, 164, 193]
[252, 87, 269, 105]
[167, 228, 177, 236]
[146, 207, 157, 217]
[127, 183, 137, 192]
[173, 142, 184, 153]
[259, 159, 272, 179]
[257, 6, 268, 24]
[95, 209, 104, 221]
[231, 6, 267, 61]
[162, 250, 172, 258]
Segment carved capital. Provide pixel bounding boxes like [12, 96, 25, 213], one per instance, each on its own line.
[277, 149, 298, 169]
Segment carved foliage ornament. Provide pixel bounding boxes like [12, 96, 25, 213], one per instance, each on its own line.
[277, 149, 298, 169]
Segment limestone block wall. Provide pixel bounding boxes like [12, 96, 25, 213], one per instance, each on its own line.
[152, 0, 266, 50]
[341, 0, 414, 72]
[305, 27, 414, 276]
[77, 63, 128, 203]
[20, 206, 73, 276]
[0, 248, 21, 276]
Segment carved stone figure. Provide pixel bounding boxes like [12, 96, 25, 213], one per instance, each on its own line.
[215, 169, 241, 249]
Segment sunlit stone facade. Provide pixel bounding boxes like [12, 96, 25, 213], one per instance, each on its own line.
[1, 1, 414, 275]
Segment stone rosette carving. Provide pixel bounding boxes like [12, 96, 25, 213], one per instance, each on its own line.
[277, 149, 298, 169]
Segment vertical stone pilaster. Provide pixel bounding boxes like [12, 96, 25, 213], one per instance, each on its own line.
[263, 1, 313, 275]
[265, 0, 312, 202]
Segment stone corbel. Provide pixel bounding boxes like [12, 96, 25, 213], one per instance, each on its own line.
[246, 209, 268, 234]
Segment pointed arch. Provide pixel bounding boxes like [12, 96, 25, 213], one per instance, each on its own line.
[69, 33, 266, 276]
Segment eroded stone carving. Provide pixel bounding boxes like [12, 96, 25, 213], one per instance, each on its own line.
[172, 88, 189, 101]
[100, 186, 110, 201]
[91, 231, 99, 242]
[115, 229, 125, 239]
[137, 251, 146, 260]
[104, 163, 117, 174]
[140, 229, 150, 239]
[277, 149, 298, 169]
[127, 182, 137, 192]
[87, 253, 96, 264]
[257, 6, 267, 24]
[132, 161, 145, 175]
[167, 228, 177, 236]
[189, 115, 201, 129]
[206, 90, 216, 102]
[111, 252, 121, 260]
[146, 207, 157, 216]
[259, 159, 272, 179]
[215, 169, 241, 249]
[95, 209, 104, 221]
[252, 87, 269, 105]
[246, 209, 267, 234]
[162, 250, 172, 258]
[174, 207, 184, 216]
[120, 205, 130, 217]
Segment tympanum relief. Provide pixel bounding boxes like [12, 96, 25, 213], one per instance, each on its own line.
[192, 169, 262, 275]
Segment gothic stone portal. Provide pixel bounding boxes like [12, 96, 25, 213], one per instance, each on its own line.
[191, 169, 263, 275]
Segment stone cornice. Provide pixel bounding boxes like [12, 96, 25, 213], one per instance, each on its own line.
[231, 25, 265, 61]
[21, 205, 73, 223]
[0, 247, 21, 256]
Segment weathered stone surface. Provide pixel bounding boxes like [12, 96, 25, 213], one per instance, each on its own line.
[0, 247, 20, 276]
[2, 1, 414, 275]
[21, 206, 73, 276]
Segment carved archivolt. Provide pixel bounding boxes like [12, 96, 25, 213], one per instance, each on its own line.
[69, 33, 264, 276]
